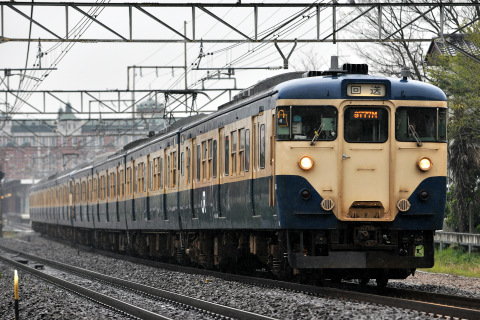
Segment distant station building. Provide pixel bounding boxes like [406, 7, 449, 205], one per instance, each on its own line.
[0, 179, 36, 225]
[0, 98, 169, 226]
[0, 99, 168, 182]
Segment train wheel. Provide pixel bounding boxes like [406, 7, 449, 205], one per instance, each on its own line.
[375, 277, 388, 288]
[359, 278, 370, 286]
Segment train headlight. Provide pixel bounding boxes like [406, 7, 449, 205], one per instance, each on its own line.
[418, 157, 432, 171]
[299, 156, 314, 170]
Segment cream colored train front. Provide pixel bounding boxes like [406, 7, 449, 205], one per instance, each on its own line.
[273, 67, 447, 283]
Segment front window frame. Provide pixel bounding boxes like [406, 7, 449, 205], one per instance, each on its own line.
[395, 107, 447, 143]
[275, 105, 338, 142]
[344, 107, 389, 143]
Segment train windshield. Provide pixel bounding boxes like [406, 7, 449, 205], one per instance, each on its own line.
[395, 107, 447, 142]
[344, 107, 388, 143]
[276, 106, 337, 141]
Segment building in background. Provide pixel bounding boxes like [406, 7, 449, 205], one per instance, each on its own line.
[425, 33, 479, 66]
[0, 100, 168, 182]
[0, 99, 170, 227]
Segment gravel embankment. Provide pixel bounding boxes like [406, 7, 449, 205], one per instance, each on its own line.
[0, 262, 124, 319]
[1, 233, 476, 320]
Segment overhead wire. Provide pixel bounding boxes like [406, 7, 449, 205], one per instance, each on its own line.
[158, 1, 330, 115]
[9, 0, 111, 115]
[4, 1, 353, 178]
[190, 1, 331, 89]
[105, 0, 331, 117]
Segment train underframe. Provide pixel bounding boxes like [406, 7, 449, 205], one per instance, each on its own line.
[32, 222, 433, 285]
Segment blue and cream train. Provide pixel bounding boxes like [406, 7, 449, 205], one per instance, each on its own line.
[30, 62, 447, 285]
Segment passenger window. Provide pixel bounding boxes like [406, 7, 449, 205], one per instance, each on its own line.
[239, 129, 245, 173]
[276, 106, 337, 141]
[101, 176, 106, 200]
[76, 183, 80, 202]
[260, 124, 265, 169]
[160, 158, 163, 189]
[111, 173, 116, 198]
[181, 152, 185, 177]
[187, 148, 191, 183]
[149, 161, 153, 190]
[134, 165, 138, 194]
[197, 145, 201, 181]
[81, 182, 86, 202]
[93, 178, 97, 201]
[172, 152, 177, 187]
[395, 107, 447, 142]
[119, 170, 123, 197]
[107, 174, 110, 199]
[167, 156, 171, 188]
[213, 140, 217, 178]
[143, 163, 147, 192]
[225, 135, 230, 176]
[231, 131, 237, 175]
[202, 141, 207, 180]
[344, 108, 388, 143]
[245, 129, 250, 172]
[208, 139, 213, 179]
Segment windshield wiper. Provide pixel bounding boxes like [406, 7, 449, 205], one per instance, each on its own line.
[408, 124, 422, 147]
[310, 123, 325, 146]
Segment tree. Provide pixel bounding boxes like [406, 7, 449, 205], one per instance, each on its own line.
[428, 23, 480, 232]
[345, 1, 479, 232]
[345, 0, 479, 81]
[291, 47, 328, 71]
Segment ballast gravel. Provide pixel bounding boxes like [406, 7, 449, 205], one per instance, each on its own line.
[1, 233, 478, 320]
[0, 263, 124, 319]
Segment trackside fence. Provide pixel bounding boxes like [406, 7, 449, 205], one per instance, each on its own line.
[434, 231, 480, 255]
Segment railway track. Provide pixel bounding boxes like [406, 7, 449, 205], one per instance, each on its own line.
[2, 240, 480, 319]
[68, 243, 480, 320]
[0, 245, 276, 320]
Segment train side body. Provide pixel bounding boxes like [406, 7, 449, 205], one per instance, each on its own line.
[30, 69, 447, 281]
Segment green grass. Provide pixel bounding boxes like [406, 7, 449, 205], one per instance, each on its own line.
[420, 247, 480, 278]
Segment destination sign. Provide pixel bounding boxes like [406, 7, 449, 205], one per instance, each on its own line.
[353, 110, 379, 119]
[347, 83, 386, 97]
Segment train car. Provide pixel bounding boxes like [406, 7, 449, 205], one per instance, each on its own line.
[30, 59, 447, 286]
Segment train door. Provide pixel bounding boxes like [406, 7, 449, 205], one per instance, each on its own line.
[189, 138, 195, 217]
[270, 109, 276, 207]
[69, 180, 75, 222]
[217, 128, 224, 216]
[250, 119, 257, 215]
[147, 156, 152, 221]
[340, 104, 392, 220]
[131, 160, 136, 221]
[252, 111, 271, 213]
[116, 164, 120, 222]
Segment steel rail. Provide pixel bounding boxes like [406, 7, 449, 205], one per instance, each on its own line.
[333, 280, 480, 311]
[0, 245, 277, 320]
[0, 252, 172, 320]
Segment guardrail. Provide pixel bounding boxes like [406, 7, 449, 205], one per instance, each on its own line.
[434, 231, 480, 255]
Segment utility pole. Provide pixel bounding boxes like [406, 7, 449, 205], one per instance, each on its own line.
[184, 21, 188, 113]
[0, 169, 4, 237]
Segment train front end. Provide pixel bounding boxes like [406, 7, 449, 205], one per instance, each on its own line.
[274, 67, 447, 282]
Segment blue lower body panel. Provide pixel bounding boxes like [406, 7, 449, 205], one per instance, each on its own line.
[276, 175, 446, 230]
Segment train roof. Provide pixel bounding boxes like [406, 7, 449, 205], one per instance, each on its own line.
[275, 73, 447, 102]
